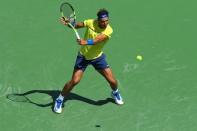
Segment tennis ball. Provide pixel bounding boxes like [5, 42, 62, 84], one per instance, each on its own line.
[136, 55, 143, 61]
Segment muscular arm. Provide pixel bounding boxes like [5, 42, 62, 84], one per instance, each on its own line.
[75, 22, 85, 29]
[93, 34, 108, 44]
[77, 33, 109, 45]
[60, 18, 109, 44]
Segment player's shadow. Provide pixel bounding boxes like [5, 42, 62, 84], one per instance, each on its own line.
[6, 89, 115, 108]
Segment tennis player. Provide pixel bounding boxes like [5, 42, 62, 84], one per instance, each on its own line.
[54, 9, 124, 113]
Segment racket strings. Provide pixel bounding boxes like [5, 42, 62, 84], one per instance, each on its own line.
[62, 5, 73, 16]
[61, 3, 75, 21]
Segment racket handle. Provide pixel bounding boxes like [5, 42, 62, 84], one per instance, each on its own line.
[75, 32, 80, 39]
[67, 23, 80, 39]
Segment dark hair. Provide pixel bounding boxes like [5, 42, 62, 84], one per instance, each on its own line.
[97, 8, 109, 19]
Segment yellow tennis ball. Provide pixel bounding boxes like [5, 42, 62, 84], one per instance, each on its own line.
[136, 55, 143, 61]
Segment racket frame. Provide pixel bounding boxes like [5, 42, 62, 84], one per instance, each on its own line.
[60, 2, 80, 39]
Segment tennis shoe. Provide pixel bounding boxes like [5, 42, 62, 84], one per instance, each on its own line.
[54, 98, 63, 113]
[111, 91, 124, 105]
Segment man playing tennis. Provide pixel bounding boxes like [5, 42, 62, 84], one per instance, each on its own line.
[54, 9, 124, 113]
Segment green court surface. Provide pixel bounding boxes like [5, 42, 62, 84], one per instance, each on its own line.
[1, 0, 197, 130]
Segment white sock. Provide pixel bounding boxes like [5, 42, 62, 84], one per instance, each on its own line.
[57, 94, 64, 101]
[113, 89, 119, 94]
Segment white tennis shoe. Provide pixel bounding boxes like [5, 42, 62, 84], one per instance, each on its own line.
[54, 99, 63, 113]
[111, 90, 124, 105]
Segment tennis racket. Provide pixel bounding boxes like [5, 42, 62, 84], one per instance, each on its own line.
[60, 2, 80, 39]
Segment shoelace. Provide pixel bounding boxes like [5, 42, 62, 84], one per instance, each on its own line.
[113, 92, 121, 100]
[56, 99, 63, 108]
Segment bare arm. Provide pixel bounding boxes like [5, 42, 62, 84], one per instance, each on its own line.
[77, 33, 108, 45]
[75, 22, 85, 29]
[60, 17, 108, 44]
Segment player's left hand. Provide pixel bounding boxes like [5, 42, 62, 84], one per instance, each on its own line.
[77, 39, 87, 45]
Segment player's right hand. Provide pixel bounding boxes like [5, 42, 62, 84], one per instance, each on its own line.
[60, 17, 69, 25]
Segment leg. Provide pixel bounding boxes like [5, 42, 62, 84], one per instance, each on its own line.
[54, 69, 84, 113]
[91, 54, 123, 104]
[61, 53, 88, 97]
[61, 69, 84, 97]
[54, 53, 88, 113]
[97, 68, 118, 91]
[91, 54, 117, 90]
[97, 68, 124, 105]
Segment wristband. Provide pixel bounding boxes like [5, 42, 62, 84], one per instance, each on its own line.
[87, 39, 94, 45]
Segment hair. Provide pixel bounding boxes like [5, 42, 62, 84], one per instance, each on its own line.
[97, 8, 109, 18]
